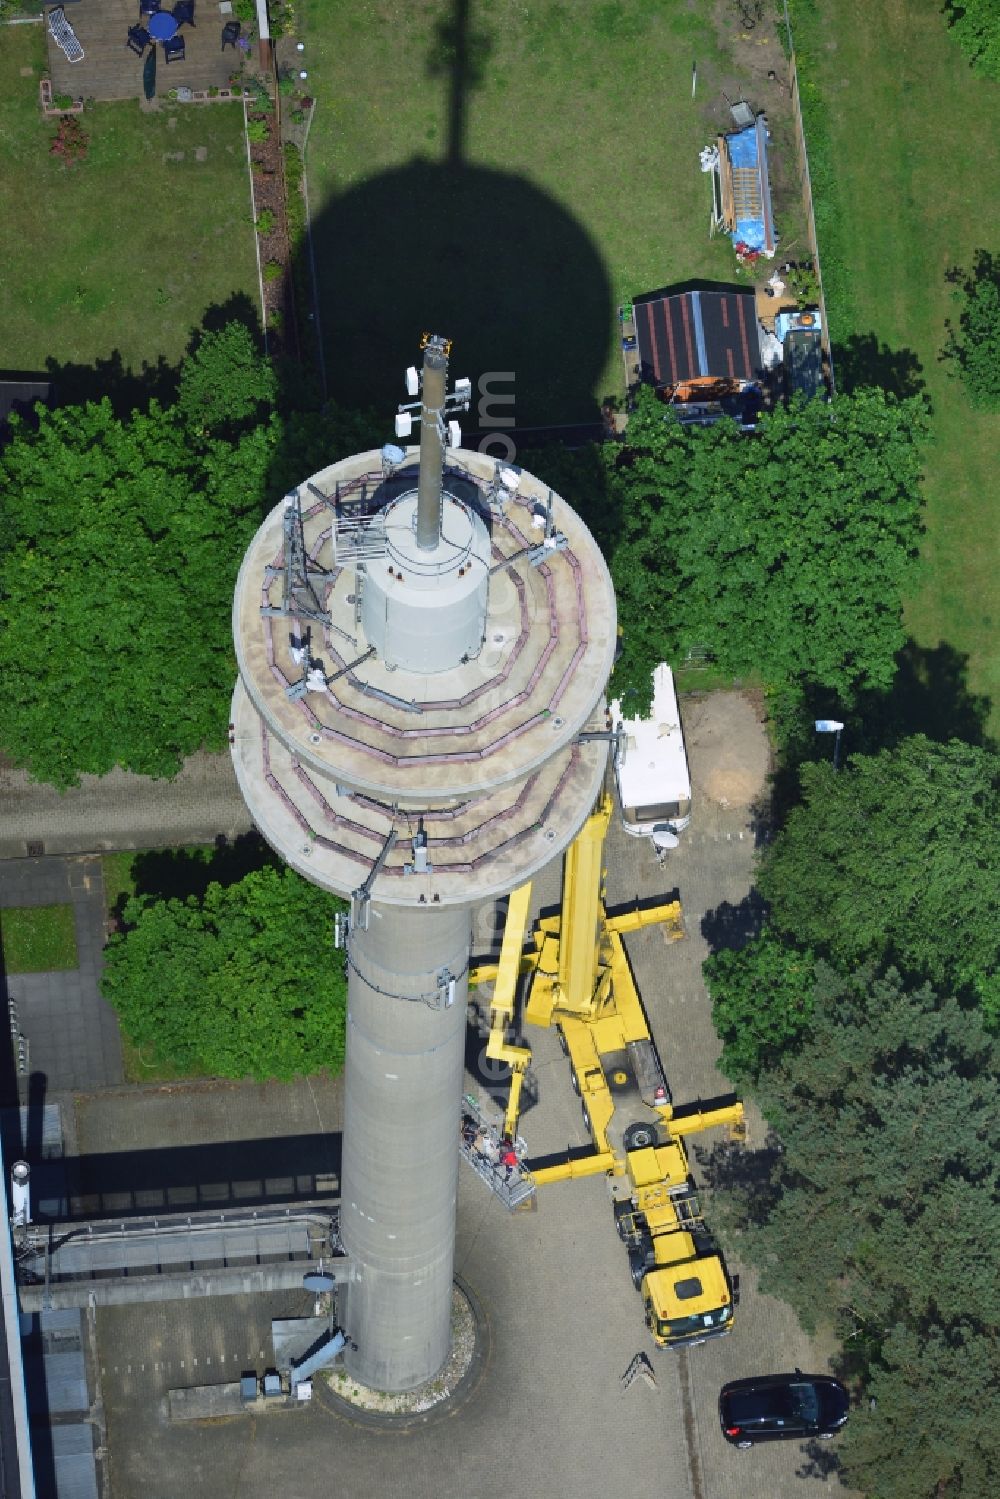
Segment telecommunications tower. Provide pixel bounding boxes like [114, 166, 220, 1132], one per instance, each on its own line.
[230, 334, 616, 1391]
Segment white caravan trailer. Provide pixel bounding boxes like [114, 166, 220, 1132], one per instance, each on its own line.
[610, 664, 692, 844]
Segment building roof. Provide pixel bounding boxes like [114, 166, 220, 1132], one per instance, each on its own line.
[632, 287, 762, 388]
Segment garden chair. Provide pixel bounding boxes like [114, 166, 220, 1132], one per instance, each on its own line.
[172, 1, 195, 26]
[139, 0, 161, 14]
[126, 24, 150, 54]
[47, 7, 85, 63]
[221, 19, 240, 49]
[163, 33, 185, 63]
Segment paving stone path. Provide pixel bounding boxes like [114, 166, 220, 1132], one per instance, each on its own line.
[0, 856, 123, 1095]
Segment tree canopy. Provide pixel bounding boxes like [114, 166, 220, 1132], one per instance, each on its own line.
[101, 866, 347, 1081]
[946, 0, 1000, 80]
[0, 320, 398, 788]
[704, 929, 817, 1085]
[175, 321, 278, 437]
[606, 385, 927, 709]
[945, 249, 1000, 410]
[758, 735, 1000, 1021]
[711, 965, 1000, 1499]
[0, 397, 273, 786]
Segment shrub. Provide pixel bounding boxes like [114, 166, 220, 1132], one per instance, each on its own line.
[246, 118, 269, 144]
[207, 86, 219, 98]
[54, 93, 75, 111]
[263, 259, 283, 282]
[269, 1, 296, 39]
[244, 74, 272, 109]
[255, 208, 275, 235]
[290, 108, 305, 125]
[283, 140, 303, 194]
[267, 307, 284, 330]
[49, 116, 88, 166]
[945, 249, 1000, 410]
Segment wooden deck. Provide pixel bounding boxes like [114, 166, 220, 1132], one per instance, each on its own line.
[47, 1, 242, 103]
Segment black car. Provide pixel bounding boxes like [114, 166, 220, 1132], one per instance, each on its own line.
[719, 1371, 849, 1448]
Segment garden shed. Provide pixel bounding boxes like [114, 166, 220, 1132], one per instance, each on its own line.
[630, 286, 763, 387]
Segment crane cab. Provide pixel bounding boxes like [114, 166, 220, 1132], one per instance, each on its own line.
[643, 1252, 734, 1348]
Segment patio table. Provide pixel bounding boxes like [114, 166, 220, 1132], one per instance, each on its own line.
[148, 12, 178, 41]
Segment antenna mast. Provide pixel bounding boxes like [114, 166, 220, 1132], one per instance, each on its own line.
[416, 334, 450, 550]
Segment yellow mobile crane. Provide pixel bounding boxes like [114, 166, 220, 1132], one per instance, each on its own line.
[470, 794, 745, 1349]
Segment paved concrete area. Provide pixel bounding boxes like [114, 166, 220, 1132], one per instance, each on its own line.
[0, 856, 122, 1094]
[0, 751, 251, 860]
[65, 692, 853, 1499]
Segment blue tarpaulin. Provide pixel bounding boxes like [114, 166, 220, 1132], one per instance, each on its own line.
[726, 117, 776, 256]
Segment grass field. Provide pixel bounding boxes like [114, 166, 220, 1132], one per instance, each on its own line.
[297, 0, 788, 424]
[0, 25, 259, 407]
[793, 0, 1000, 726]
[1, 905, 78, 972]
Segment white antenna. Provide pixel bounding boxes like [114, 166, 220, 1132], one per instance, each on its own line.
[453, 376, 472, 405]
[447, 419, 462, 448]
[395, 412, 413, 439]
[405, 366, 420, 397]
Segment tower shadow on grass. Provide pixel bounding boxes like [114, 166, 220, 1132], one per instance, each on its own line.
[312, 159, 613, 427]
[306, 0, 612, 427]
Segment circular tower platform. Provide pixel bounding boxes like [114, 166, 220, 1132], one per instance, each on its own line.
[231, 446, 617, 905]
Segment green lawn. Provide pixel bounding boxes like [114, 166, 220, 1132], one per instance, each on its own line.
[794, 0, 1000, 727]
[297, 0, 781, 423]
[101, 852, 138, 919]
[0, 26, 259, 406]
[1, 905, 78, 972]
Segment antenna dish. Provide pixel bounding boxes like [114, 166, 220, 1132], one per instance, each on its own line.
[499, 465, 521, 492]
[302, 1271, 336, 1294]
[395, 412, 413, 439]
[405, 366, 419, 397]
[652, 828, 679, 852]
[382, 443, 407, 466]
[447, 419, 462, 448]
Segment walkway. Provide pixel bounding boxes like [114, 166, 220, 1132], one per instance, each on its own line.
[0, 750, 252, 860]
[0, 857, 123, 1094]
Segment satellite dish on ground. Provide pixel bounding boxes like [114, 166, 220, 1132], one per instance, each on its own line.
[303, 1272, 336, 1294]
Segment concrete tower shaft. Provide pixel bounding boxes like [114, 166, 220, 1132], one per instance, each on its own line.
[339, 904, 469, 1389]
[231, 422, 616, 1392]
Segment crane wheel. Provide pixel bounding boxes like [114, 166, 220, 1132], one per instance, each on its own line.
[613, 1199, 634, 1242]
[570, 1067, 580, 1096]
[624, 1121, 658, 1152]
[628, 1248, 648, 1291]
